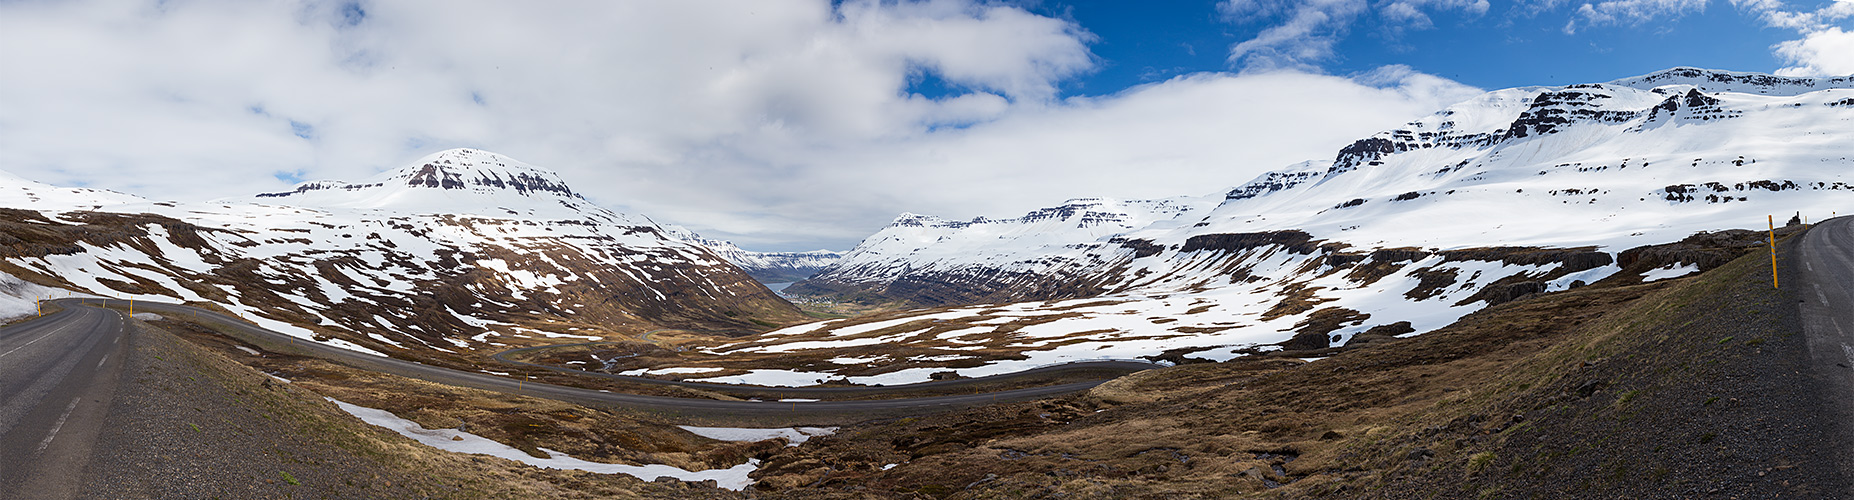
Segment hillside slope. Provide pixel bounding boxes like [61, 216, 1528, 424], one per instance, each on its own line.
[706, 68, 1854, 386]
[744, 224, 1843, 499]
[0, 149, 805, 361]
[799, 67, 1854, 307]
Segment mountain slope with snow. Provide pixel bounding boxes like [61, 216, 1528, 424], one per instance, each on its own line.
[674, 68, 1854, 386]
[0, 149, 805, 360]
[662, 227, 842, 284]
[799, 68, 1854, 305]
[786, 196, 1218, 305]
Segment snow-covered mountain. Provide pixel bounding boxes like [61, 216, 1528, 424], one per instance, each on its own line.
[661, 227, 842, 284]
[682, 68, 1854, 386]
[785, 196, 1217, 304]
[796, 67, 1854, 307]
[0, 169, 147, 211]
[0, 148, 805, 359]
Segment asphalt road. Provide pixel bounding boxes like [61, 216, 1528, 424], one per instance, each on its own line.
[1795, 215, 1854, 493]
[79, 299, 1153, 420]
[0, 304, 128, 500]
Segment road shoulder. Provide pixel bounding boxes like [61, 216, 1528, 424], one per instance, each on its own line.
[79, 316, 745, 499]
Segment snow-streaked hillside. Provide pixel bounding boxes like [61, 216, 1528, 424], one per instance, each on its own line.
[662, 226, 842, 284]
[247, 149, 596, 218]
[0, 149, 805, 359]
[0, 270, 90, 320]
[0, 169, 147, 212]
[668, 68, 1853, 386]
[785, 196, 1218, 305]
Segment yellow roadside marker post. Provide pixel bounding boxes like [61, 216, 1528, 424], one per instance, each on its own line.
[1769, 215, 1779, 289]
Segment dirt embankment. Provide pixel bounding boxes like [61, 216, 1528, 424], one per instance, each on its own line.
[96, 315, 757, 499]
[739, 228, 1841, 499]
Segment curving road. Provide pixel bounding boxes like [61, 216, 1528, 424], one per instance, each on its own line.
[1797, 215, 1854, 492]
[73, 299, 1153, 421]
[1799, 216, 1854, 393]
[0, 303, 129, 499]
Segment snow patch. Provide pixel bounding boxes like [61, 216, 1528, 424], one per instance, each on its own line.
[331, 398, 760, 490]
[677, 426, 838, 446]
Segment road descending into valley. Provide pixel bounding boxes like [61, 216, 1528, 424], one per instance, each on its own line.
[0, 305, 128, 499]
[1796, 215, 1854, 492]
[65, 299, 1155, 421]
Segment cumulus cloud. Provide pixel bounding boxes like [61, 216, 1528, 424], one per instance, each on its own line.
[641, 68, 1484, 246]
[1773, 27, 1854, 75]
[0, 0, 1479, 251]
[1731, 0, 1854, 75]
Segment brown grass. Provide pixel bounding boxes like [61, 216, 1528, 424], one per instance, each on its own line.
[135, 312, 756, 499]
[746, 267, 1685, 498]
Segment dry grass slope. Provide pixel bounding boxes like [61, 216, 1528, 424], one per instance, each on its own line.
[742, 228, 1836, 499]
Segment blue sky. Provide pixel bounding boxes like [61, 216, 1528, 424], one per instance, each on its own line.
[906, 0, 1840, 100]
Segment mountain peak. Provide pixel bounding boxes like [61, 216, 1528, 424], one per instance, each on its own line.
[251, 149, 590, 214]
[385, 148, 576, 198]
[1609, 67, 1854, 96]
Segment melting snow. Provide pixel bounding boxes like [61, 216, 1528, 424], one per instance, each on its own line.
[1643, 263, 1701, 282]
[677, 426, 838, 446]
[330, 398, 759, 489]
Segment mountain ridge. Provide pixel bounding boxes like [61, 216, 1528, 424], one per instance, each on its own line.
[662, 225, 844, 284]
[707, 67, 1854, 386]
[0, 149, 806, 363]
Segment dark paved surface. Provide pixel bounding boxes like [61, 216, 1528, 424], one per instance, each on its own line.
[0, 304, 128, 500]
[1796, 215, 1854, 497]
[83, 299, 1154, 420]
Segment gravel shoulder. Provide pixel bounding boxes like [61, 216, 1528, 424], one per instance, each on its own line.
[78, 319, 434, 499]
[78, 317, 746, 499]
[1359, 225, 1847, 498]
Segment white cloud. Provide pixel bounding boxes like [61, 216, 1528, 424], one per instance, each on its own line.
[1382, 0, 1492, 28]
[1562, 0, 1708, 34]
[1221, 0, 1368, 70]
[1728, 0, 1854, 76]
[0, 0, 1478, 251]
[1754, 0, 1854, 30]
[1218, 0, 1488, 70]
[1774, 27, 1854, 75]
[639, 68, 1484, 247]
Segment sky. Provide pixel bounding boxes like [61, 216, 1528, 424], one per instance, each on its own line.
[2, 0, 1853, 252]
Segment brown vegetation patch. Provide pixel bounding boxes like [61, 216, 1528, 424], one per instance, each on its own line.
[746, 259, 1688, 498]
